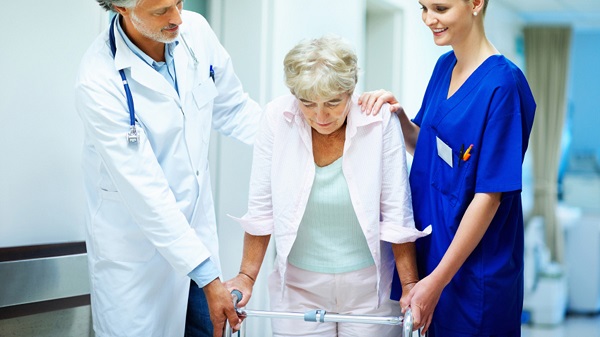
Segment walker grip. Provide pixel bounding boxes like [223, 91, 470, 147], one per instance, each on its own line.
[231, 289, 243, 308]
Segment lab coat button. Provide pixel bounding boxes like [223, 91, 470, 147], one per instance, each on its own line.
[196, 170, 200, 176]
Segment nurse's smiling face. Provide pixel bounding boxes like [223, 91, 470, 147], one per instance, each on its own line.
[419, 0, 475, 47]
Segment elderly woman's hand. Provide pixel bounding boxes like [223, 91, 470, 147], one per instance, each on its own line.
[358, 90, 402, 116]
[399, 281, 417, 312]
[224, 272, 256, 309]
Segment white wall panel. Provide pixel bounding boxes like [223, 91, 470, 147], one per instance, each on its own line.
[0, 1, 105, 247]
[270, 0, 367, 98]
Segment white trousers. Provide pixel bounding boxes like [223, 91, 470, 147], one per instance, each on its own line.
[268, 263, 402, 337]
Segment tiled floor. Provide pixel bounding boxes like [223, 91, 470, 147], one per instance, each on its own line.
[521, 313, 600, 337]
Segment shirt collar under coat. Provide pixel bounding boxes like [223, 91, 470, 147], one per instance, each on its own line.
[281, 93, 384, 151]
[115, 16, 179, 70]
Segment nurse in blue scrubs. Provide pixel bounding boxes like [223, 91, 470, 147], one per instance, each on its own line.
[359, 0, 536, 336]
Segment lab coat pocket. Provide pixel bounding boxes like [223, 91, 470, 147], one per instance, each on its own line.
[431, 140, 471, 207]
[92, 190, 156, 263]
[191, 77, 218, 109]
[190, 78, 218, 145]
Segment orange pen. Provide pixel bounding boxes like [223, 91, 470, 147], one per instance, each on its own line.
[463, 144, 473, 161]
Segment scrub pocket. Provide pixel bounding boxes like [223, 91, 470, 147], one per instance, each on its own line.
[430, 135, 471, 207]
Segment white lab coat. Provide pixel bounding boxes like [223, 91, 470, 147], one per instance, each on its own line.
[75, 11, 261, 337]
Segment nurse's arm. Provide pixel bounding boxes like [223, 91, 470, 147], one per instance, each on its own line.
[395, 106, 420, 155]
[431, 192, 502, 285]
[224, 232, 270, 308]
[406, 192, 501, 334]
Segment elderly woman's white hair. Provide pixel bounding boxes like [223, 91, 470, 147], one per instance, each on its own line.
[284, 35, 358, 102]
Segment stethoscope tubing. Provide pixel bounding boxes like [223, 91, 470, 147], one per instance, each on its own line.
[108, 15, 139, 143]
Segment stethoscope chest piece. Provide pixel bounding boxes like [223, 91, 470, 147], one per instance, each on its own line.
[127, 125, 140, 143]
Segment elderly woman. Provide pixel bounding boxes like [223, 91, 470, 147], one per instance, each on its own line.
[226, 35, 430, 336]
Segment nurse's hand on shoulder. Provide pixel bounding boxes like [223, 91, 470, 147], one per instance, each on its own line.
[224, 273, 255, 308]
[405, 274, 444, 334]
[203, 278, 241, 337]
[358, 89, 402, 116]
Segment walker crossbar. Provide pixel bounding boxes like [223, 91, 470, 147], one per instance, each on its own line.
[224, 290, 415, 337]
[238, 308, 404, 325]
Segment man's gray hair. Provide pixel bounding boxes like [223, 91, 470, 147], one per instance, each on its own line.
[96, 0, 138, 11]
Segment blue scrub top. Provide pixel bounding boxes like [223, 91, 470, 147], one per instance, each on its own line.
[391, 51, 536, 336]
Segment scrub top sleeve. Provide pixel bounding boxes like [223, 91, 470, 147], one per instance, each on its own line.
[412, 56, 445, 127]
[412, 76, 434, 128]
[412, 109, 424, 127]
[475, 87, 524, 194]
[411, 53, 450, 128]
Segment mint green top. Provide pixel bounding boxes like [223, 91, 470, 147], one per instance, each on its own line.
[287, 157, 375, 273]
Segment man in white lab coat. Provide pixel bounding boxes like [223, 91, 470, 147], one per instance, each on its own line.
[74, 1, 261, 336]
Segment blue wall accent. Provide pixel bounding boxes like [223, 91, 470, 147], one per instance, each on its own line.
[567, 30, 600, 167]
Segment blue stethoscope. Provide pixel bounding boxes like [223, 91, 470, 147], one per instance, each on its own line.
[109, 15, 139, 144]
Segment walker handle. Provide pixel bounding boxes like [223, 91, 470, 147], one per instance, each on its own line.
[231, 289, 243, 309]
[403, 307, 413, 337]
[224, 290, 246, 337]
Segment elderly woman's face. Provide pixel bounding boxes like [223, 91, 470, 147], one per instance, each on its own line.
[298, 94, 351, 135]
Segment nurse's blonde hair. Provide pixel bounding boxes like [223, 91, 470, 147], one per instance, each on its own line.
[283, 35, 358, 102]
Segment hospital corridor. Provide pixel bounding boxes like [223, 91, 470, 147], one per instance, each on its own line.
[2, 0, 600, 336]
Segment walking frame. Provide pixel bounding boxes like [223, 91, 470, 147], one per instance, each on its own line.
[224, 290, 421, 337]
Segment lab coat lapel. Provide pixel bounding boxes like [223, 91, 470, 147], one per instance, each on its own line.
[112, 27, 180, 105]
[173, 40, 190, 104]
[129, 60, 181, 104]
